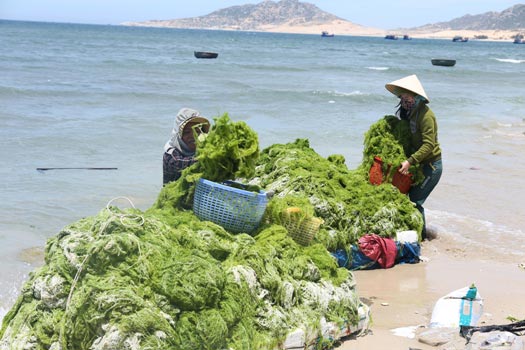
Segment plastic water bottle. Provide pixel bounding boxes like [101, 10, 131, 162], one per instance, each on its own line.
[459, 284, 477, 326]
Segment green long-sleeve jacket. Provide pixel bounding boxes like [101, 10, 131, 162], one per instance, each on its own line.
[407, 104, 442, 165]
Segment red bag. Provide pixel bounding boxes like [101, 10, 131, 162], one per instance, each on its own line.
[369, 156, 384, 185]
[392, 167, 413, 194]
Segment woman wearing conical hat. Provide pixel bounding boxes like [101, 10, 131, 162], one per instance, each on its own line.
[386, 75, 442, 240]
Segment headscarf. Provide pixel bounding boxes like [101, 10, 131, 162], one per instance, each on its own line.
[164, 108, 210, 156]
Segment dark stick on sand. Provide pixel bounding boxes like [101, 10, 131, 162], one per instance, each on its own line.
[37, 167, 118, 171]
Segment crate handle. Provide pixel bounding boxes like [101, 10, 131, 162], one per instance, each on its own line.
[222, 180, 247, 189]
[222, 180, 273, 198]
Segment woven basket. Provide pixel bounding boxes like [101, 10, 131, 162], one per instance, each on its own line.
[282, 207, 324, 246]
[193, 178, 268, 234]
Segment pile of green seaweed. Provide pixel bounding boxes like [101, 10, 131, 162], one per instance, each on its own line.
[0, 113, 421, 350]
[254, 115, 423, 251]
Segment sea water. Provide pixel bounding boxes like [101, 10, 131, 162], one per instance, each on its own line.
[1, 20, 524, 320]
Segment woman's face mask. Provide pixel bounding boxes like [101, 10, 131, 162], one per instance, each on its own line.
[400, 93, 416, 110]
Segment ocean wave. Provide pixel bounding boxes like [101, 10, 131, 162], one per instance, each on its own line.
[427, 209, 525, 258]
[229, 63, 308, 72]
[366, 66, 389, 71]
[481, 120, 525, 139]
[491, 129, 525, 138]
[313, 90, 366, 97]
[494, 58, 525, 64]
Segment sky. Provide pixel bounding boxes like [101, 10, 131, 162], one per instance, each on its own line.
[0, 0, 522, 29]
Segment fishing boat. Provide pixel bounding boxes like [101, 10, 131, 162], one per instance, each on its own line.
[513, 34, 525, 44]
[194, 51, 218, 59]
[321, 31, 334, 37]
[452, 36, 468, 42]
[431, 58, 456, 67]
[384, 34, 398, 40]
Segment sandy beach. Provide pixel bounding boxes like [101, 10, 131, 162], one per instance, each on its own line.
[335, 229, 525, 349]
[260, 20, 523, 42]
[129, 19, 524, 42]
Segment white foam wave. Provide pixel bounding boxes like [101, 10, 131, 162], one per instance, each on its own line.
[314, 90, 365, 97]
[429, 209, 522, 235]
[494, 58, 525, 64]
[427, 209, 525, 257]
[491, 129, 525, 138]
[367, 66, 389, 71]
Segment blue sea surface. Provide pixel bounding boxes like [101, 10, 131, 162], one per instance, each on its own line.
[1, 20, 524, 319]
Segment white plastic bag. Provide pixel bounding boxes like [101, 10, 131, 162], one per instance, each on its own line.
[429, 286, 483, 328]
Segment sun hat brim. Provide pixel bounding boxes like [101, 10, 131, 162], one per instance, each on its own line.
[385, 74, 430, 103]
[180, 116, 210, 135]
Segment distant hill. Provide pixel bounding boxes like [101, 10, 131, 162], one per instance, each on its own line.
[122, 0, 374, 33]
[122, 1, 525, 40]
[413, 4, 525, 31]
[173, 0, 341, 29]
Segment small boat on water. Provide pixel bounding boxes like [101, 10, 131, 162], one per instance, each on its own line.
[403, 34, 412, 40]
[321, 31, 334, 37]
[194, 51, 218, 59]
[513, 34, 525, 44]
[452, 36, 468, 42]
[385, 34, 398, 40]
[431, 59, 456, 67]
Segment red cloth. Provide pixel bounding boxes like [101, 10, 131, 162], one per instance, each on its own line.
[358, 234, 397, 268]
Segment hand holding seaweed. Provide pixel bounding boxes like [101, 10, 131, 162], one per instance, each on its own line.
[197, 113, 259, 182]
[362, 115, 423, 184]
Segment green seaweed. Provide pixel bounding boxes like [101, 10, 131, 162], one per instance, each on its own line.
[1, 114, 424, 349]
[155, 113, 260, 211]
[254, 135, 423, 251]
[361, 115, 423, 184]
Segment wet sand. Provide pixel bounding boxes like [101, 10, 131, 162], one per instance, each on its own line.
[337, 231, 525, 349]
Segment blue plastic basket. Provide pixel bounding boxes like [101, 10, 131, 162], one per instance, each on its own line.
[193, 178, 268, 234]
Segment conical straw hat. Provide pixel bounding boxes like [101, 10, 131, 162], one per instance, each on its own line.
[385, 74, 430, 103]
